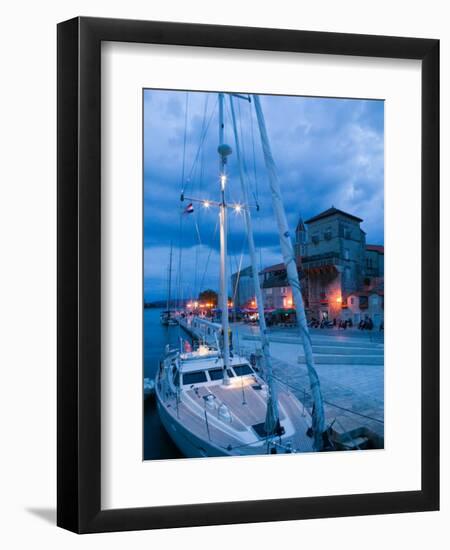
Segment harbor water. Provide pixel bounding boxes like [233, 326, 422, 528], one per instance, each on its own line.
[143, 308, 186, 460]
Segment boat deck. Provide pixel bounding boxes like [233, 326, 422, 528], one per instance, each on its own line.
[163, 381, 315, 455]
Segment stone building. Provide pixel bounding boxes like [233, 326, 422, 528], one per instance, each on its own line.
[231, 206, 384, 322]
[260, 262, 297, 310]
[300, 207, 367, 320]
[346, 278, 384, 328]
[230, 265, 255, 307]
[365, 244, 384, 278]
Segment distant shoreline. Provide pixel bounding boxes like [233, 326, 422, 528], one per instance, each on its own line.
[144, 300, 190, 309]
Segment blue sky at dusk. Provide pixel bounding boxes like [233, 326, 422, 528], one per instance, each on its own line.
[144, 90, 384, 302]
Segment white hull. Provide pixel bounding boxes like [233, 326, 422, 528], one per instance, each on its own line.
[157, 395, 228, 458]
[155, 347, 315, 458]
[160, 315, 178, 326]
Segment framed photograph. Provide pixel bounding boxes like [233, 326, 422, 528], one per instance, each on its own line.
[57, 17, 439, 533]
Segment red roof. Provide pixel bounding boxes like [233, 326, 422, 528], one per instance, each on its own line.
[366, 244, 384, 254]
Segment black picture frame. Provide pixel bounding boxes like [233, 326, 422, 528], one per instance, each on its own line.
[57, 16, 439, 533]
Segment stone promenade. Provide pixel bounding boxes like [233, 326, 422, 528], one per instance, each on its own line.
[232, 323, 384, 449]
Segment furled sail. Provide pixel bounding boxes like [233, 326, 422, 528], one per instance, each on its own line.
[253, 94, 326, 451]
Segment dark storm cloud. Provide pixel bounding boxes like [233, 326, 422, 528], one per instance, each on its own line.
[143, 90, 384, 301]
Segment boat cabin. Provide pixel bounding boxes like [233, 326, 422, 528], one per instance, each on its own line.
[169, 353, 257, 390]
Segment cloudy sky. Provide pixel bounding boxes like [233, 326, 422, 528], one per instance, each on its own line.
[143, 90, 384, 302]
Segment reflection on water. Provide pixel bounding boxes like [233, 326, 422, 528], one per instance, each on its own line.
[143, 308, 184, 460]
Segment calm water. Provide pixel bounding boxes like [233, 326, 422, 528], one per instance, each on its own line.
[143, 308, 186, 460]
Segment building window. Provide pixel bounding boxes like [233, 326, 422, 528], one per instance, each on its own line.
[350, 297, 354, 305]
[344, 248, 349, 260]
[344, 266, 351, 284]
[324, 228, 332, 240]
[280, 287, 288, 295]
[265, 288, 272, 295]
[312, 234, 319, 244]
[344, 228, 352, 239]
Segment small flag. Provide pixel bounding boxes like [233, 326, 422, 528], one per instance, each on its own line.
[184, 340, 192, 352]
[183, 203, 194, 214]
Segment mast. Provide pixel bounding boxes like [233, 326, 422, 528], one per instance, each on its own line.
[218, 93, 231, 385]
[229, 95, 280, 433]
[252, 94, 325, 450]
[167, 242, 173, 317]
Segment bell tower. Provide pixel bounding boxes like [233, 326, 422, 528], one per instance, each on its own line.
[295, 214, 307, 260]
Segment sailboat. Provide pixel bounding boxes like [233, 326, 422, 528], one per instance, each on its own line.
[155, 93, 326, 457]
[160, 243, 178, 326]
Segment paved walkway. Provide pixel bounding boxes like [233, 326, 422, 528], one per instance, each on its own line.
[231, 323, 384, 448]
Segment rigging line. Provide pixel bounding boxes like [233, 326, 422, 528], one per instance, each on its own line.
[176, 93, 189, 306]
[194, 218, 203, 248]
[246, 99, 264, 272]
[191, 93, 210, 197]
[180, 92, 189, 189]
[269, 373, 384, 425]
[223, 99, 238, 205]
[230, 230, 248, 315]
[185, 96, 218, 187]
[236, 99, 249, 205]
[192, 95, 209, 299]
[249, 97, 259, 203]
[236, 97, 258, 208]
[228, 254, 234, 313]
[199, 94, 209, 191]
[237, 98, 248, 177]
[231, 245, 245, 306]
[198, 216, 219, 294]
[254, 206, 263, 274]
[194, 245, 199, 300]
[176, 212, 183, 308]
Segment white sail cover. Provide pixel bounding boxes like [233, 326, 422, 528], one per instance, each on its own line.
[253, 94, 326, 450]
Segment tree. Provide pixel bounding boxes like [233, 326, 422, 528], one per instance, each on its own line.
[198, 289, 218, 306]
